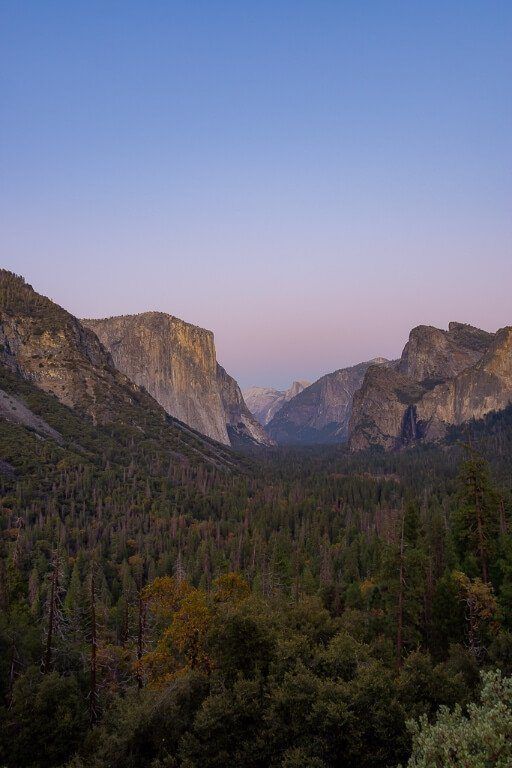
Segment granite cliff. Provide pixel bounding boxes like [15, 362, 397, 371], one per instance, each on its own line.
[83, 313, 272, 448]
[349, 322, 512, 450]
[5, 269, 506, 455]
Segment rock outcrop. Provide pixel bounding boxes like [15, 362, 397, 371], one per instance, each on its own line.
[267, 359, 390, 444]
[243, 381, 310, 426]
[348, 363, 425, 451]
[416, 326, 512, 430]
[348, 322, 512, 451]
[83, 313, 272, 448]
[398, 322, 493, 383]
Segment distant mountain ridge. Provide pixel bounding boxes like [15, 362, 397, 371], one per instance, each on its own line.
[83, 313, 272, 448]
[266, 358, 391, 445]
[261, 320, 512, 451]
[243, 380, 311, 425]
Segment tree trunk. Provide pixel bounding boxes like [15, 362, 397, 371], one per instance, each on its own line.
[396, 513, 405, 669]
[42, 556, 58, 673]
[89, 567, 98, 726]
[474, 480, 489, 582]
[136, 587, 146, 690]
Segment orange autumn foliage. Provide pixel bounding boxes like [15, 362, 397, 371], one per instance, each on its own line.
[139, 573, 250, 688]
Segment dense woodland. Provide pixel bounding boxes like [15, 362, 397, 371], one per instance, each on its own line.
[1, 358, 512, 767]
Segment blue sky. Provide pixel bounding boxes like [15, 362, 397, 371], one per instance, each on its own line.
[2, 1, 511, 388]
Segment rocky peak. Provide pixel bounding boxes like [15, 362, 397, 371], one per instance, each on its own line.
[84, 312, 229, 443]
[286, 380, 311, 400]
[416, 325, 512, 428]
[348, 321, 510, 451]
[0, 271, 136, 423]
[243, 386, 283, 425]
[0, 270, 245, 470]
[398, 322, 493, 384]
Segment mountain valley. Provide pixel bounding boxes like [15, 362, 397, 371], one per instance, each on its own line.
[1, 268, 512, 768]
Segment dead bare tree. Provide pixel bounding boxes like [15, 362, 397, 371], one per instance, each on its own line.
[41, 550, 65, 674]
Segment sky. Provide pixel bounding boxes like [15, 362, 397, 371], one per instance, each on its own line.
[1, 1, 511, 389]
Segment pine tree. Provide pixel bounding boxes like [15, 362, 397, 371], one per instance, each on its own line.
[454, 446, 498, 583]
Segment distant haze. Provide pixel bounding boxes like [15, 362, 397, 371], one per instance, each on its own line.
[2, 2, 511, 389]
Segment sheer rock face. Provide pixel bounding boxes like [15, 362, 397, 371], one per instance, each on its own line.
[267, 359, 390, 445]
[349, 322, 512, 451]
[417, 326, 512, 428]
[83, 313, 272, 447]
[243, 381, 310, 426]
[348, 364, 426, 451]
[84, 313, 229, 443]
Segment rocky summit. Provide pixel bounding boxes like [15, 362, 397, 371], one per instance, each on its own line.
[83, 313, 272, 448]
[348, 322, 512, 450]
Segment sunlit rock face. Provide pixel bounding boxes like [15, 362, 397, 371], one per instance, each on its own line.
[348, 322, 512, 451]
[83, 312, 272, 447]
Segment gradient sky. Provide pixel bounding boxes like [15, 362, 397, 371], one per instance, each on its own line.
[2, 2, 511, 389]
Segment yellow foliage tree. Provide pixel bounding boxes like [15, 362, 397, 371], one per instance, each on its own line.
[453, 570, 498, 660]
[212, 572, 250, 604]
[139, 578, 212, 687]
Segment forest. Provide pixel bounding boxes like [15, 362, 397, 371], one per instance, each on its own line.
[1, 363, 512, 767]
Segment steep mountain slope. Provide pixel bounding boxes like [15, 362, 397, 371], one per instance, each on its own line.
[217, 364, 274, 446]
[83, 313, 272, 448]
[267, 359, 390, 444]
[348, 362, 426, 451]
[349, 322, 511, 451]
[243, 380, 310, 425]
[0, 270, 240, 470]
[0, 386, 63, 443]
